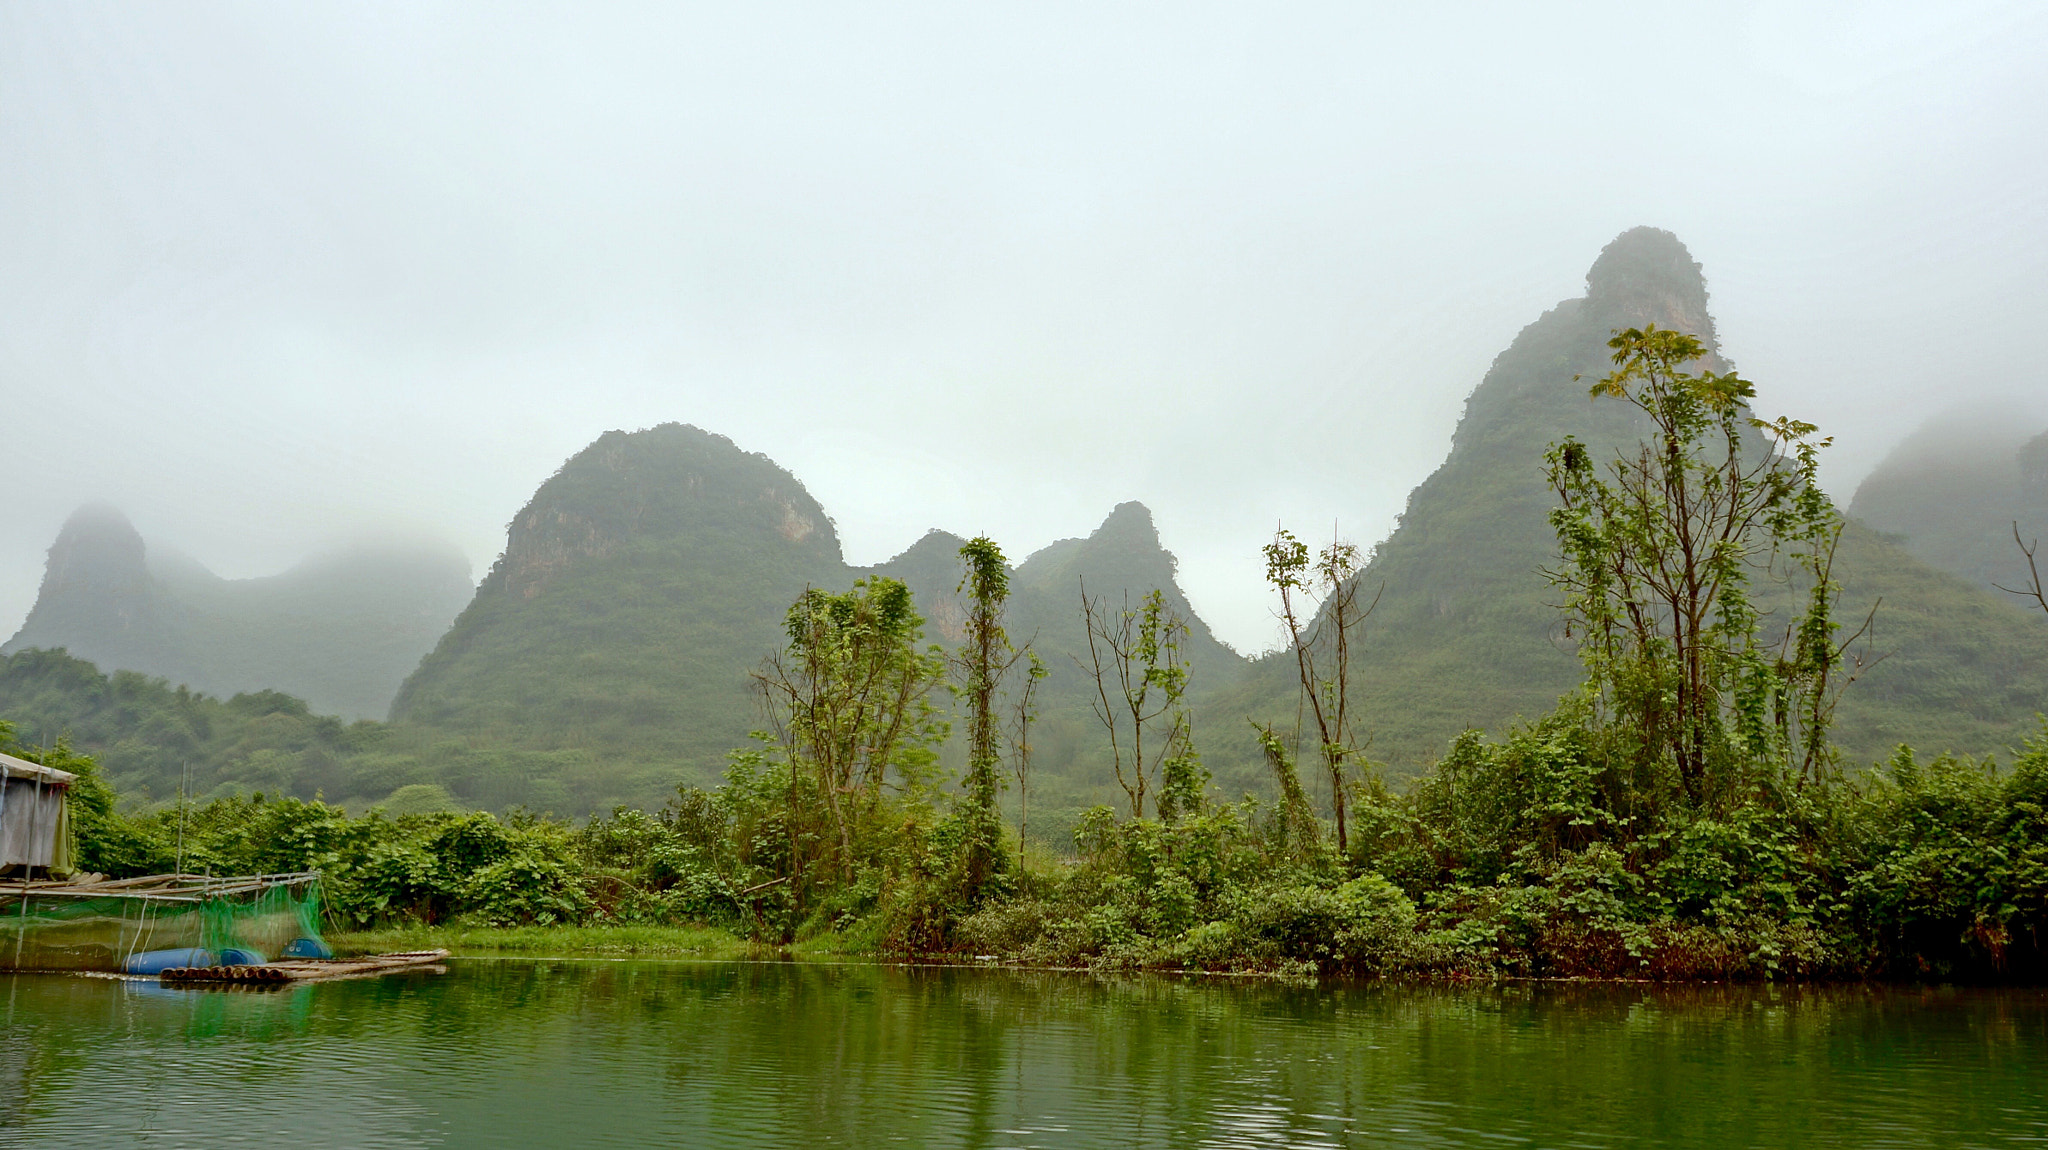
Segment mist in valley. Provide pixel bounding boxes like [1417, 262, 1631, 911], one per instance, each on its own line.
[6, 1, 2047, 658]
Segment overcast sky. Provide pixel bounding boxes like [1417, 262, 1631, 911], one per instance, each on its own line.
[4, 1, 2046, 655]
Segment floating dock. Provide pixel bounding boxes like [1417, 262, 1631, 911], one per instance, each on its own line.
[158, 949, 451, 985]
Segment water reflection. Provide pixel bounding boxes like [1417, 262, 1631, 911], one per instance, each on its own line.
[2, 962, 2044, 1148]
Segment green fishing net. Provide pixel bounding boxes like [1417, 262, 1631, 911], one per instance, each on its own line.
[1, 879, 326, 971]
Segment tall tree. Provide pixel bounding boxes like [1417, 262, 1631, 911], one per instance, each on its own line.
[1008, 649, 1045, 844]
[1545, 325, 1855, 803]
[1263, 528, 1375, 854]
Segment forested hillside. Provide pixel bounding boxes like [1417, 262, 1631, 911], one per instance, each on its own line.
[0, 647, 375, 804]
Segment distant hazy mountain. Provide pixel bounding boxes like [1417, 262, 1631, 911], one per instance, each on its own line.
[387, 423, 1239, 808]
[1849, 411, 2048, 603]
[2, 505, 472, 720]
[1209, 227, 2048, 778]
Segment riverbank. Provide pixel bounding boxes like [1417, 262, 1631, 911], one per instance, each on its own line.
[15, 713, 2048, 985]
[328, 924, 954, 964]
[332, 924, 755, 960]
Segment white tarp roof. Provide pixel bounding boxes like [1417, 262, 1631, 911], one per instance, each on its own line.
[0, 752, 75, 786]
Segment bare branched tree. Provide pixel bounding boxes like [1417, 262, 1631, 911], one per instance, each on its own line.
[1077, 582, 1190, 820]
[1995, 522, 2048, 618]
[1008, 649, 1045, 844]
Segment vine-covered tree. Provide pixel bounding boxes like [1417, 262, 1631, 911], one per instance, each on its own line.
[955, 536, 1014, 902]
[1545, 325, 1857, 804]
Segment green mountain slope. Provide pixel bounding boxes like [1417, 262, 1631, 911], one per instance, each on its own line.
[1848, 412, 2048, 600]
[1207, 226, 2048, 781]
[388, 424, 849, 785]
[2, 504, 472, 720]
[387, 424, 1241, 812]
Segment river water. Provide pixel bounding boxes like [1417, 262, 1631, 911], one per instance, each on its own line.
[2, 960, 2043, 1148]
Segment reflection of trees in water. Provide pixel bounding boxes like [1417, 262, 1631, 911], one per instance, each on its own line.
[0, 1022, 32, 1133]
[7, 965, 2048, 1147]
[389, 964, 2048, 1147]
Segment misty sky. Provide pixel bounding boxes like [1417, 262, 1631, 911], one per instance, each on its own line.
[5, 1, 2046, 655]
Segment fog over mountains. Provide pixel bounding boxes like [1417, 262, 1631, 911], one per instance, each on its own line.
[5, 227, 2044, 819]
[6, 5, 2047, 659]
[1850, 410, 2048, 601]
[2, 507, 471, 720]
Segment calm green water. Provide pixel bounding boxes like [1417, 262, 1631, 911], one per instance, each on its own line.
[2, 961, 2044, 1149]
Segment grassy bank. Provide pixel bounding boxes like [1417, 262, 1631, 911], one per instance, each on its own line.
[331, 923, 754, 960]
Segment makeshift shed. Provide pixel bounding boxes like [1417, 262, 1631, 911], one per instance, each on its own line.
[0, 751, 73, 875]
[0, 752, 332, 973]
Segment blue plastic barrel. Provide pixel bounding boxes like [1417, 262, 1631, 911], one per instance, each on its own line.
[217, 947, 266, 967]
[281, 937, 333, 960]
[124, 948, 216, 975]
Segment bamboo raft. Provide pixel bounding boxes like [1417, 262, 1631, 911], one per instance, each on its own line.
[158, 949, 451, 985]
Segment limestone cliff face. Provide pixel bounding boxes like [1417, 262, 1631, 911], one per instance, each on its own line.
[865, 529, 971, 642]
[1445, 226, 1718, 461]
[1582, 225, 1719, 351]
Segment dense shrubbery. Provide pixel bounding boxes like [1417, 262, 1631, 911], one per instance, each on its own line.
[7, 712, 2045, 979]
[951, 716, 2048, 981]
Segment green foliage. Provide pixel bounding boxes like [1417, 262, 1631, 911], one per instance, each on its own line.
[1545, 324, 1845, 804]
[1835, 737, 2048, 977]
[14, 694, 2047, 978]
[955, 801, 1419, 976]
[757, 576, 947, 883]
